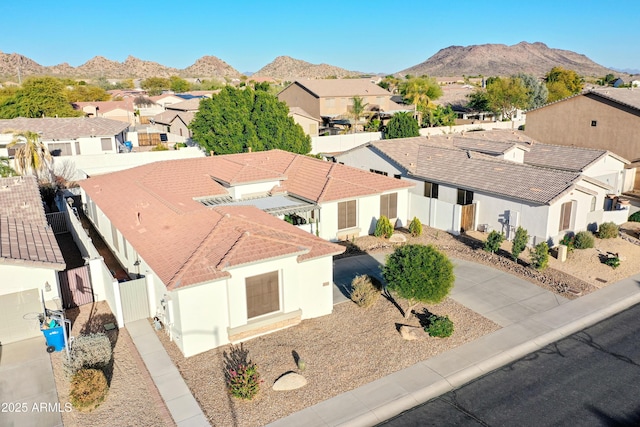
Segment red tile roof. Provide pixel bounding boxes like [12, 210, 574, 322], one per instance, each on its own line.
[81, 150, 411, 289]
[0, 176, 65, 269]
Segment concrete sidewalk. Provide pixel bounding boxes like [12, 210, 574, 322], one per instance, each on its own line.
[127, 320, 209, 427]
[270, 259, 640, 426]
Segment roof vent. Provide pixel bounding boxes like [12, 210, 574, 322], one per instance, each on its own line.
[409, 162, 415, 167]
[21, 202, 29, 209]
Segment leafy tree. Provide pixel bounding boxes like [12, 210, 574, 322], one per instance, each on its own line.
[530, 242, 549, 270]
[466, 89, 491, 112]
[169, 76, 190, 93]
[191, 79, 225, 91]
[65, 84, 110, 102]
[515, 73, 548, 109]
[364, 118, 381, 132]
[189, 86, 311, 155]
[385, 112, 419, 139]
[423, 105, 456, 127]
[7, 131, 53, 181]
[252, 82, 271, 92]
[0, 77, 81, 118]
[545, 67, 583, 102]
[350, 96, 368, 133]
[485, 77, 529, 120]
[511, 226, 529, 260]
[141, 77, 171, 96]
[484, 230, 505, 253]
[382, 244, 454, 318]
[0, 156, 17, 177]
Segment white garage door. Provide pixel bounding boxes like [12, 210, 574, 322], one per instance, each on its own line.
[0, 289, 43, 345]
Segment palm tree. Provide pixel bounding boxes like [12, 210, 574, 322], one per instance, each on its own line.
[400, 77, 443, 125]
[6, 130, 53, 182]
[350, 96, 368, 133]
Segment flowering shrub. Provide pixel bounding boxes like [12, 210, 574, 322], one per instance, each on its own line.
[223, 344, 261, 400]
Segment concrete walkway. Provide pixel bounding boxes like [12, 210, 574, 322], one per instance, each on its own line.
[271, 259, 640, 427]
[127, 320, 209, 427]
[0, 337, 63, 427]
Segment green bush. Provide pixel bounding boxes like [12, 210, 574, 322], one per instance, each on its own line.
[530, 242, 549, 271]
[223, 344, 261, 400]
[604, 256, 621, 269]
[574, 231, 595, 249]
[151, 143, 169, 151]
[374, 215, 394, 238]
[511, 226, 529, 260]
[629, 211, 640, 222]
[598, 222, 619, 239]
[385, 112, 420, 139]
[484, 230, 505, 253]
[64, 333, 112, 378]
[559, 233, 575, 252]
[408, 217, 423, 237]
[350, 274, 380, 308]
[425, 314, 454, 338]
[69, 368, 109, 411]
[383, 244, 454, 318]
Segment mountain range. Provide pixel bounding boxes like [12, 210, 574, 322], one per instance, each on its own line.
[0, 42, 627, 81]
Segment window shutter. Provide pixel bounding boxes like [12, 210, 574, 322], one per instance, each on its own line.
[246, 271, 279, 319]
[347, 200, 357, 228]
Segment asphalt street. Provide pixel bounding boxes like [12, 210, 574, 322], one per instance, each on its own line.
[379, 303, 640, 426]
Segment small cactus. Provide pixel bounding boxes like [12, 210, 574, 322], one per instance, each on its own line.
[297, 358, 306, 372]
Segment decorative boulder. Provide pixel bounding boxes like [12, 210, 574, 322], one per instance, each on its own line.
[273, 372, 307, 391]
[389, 233, 407, 243]
[399, 325, 427, 340]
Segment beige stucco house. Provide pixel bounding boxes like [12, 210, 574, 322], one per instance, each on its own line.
[525, 88, 640, 164]
[278, 79, 412, 126]
[288, 106, 321, 136]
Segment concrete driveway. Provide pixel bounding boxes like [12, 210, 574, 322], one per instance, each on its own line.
[332, 254, 568, 326]
[0, 337, 63, 427]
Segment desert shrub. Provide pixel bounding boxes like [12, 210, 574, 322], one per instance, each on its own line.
[64, 333, 112, 377]
[374, 215, 394, 238]
[151, 143, 169, 151]
[574, 231, 595, 249]
[604, 256, 621, 269]
[408, 216, 423, 237]
[530, 242, 549, 271]
[511, 226, 529, 260]
[425, 314, 454, 338]
[598, 222, 619, 239]
[223, 344, 261, 400]
[350, 274, 380, 308]
[559, 233, 575, 252]
[383, 244, 454, 318]
[483, 230, 505, 253]
[629, 211, 640, 222]
[69, 368, 109, 411]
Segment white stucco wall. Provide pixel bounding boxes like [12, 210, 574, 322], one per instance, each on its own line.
[171, 253, 334, 358]
[228, 180, 281, 199]
[583, 155, 626, 194]
[0, 264, 61, 309]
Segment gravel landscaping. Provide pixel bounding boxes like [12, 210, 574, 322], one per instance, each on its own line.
[50, 301, 174, 427]
[156, 295, 499, 426]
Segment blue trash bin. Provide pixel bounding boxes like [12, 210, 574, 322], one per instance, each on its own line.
[42, 326, 65, 352]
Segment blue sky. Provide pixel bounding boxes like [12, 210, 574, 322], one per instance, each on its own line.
[3, 0, 640, 74]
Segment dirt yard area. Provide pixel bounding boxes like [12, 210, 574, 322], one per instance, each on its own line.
[50, 301, 174, 427]
[156, 295, 499, 426]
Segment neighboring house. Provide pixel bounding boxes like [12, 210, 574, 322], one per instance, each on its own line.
[288, 106, 321, 137]
[334, 131, 630, 246]
[79, 150, 412, 356]
[525, 88, 640, 164]
[277, 79, 413, 129]
[150, 111, 194, 139]
[611, 78, 625, 88]
[0, 117, 130, 157]
[0, 176, 66, 344]
[73, 100, 137, 125]
[151, 93, 206, 109]
[631, 80, 640, 88]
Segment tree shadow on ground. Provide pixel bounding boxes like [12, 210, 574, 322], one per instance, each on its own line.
[414, 307, 436, 329]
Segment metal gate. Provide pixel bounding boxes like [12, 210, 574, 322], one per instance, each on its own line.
[59, 266, 94, 309]
[119, 279, 150, 323]
[460, 204, 476, 233]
